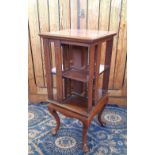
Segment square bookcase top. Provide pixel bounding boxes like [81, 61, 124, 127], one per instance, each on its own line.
[39, 29, 116, 43]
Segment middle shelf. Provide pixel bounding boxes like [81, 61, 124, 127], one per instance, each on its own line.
[51, 64, 109, 82]
[63, 68, 88, 82]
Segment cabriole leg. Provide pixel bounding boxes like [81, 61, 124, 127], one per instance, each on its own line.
[48, 104, 60, 135]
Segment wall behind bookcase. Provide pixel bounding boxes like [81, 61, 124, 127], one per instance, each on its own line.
[28, 0, 127, 106]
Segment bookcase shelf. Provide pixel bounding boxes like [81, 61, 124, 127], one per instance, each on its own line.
[51, 64, 109, 82]
[63, 68, 88, 82]
[48, 92, 107, 117]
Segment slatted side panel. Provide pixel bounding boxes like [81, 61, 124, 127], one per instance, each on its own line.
[99, 0, 111, 31]
[70, 0, 78, 29]
[48, 0, 60, 89]
[79, 0, 87, 29]
[28, 28, 37, 93]
[28, 0, 127, 96]
[87, 0, 100, 30]
[108, 0, 122, 88]
[113, 0, 127, 89]
[59, 0, 71, 29]
[99, 0, 111, 66]
[37, 0, 49, 87]
[28, 0, 45, 87]
[48, 0, 60, 31]
[122, 63, 127, 96]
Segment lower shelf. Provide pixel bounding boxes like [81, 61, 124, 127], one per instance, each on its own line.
[48, 95, 89, 117]
[70, 88, 107, 101]
[48, 92, 108, 117]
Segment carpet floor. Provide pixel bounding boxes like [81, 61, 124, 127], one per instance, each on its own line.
[28, 103, 127, 155]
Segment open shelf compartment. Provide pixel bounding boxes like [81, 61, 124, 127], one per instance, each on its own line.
[48, 90, 107, 117]
[63, 68, 89, 82]
[51, 64, 109, 82]
[48, 95, 89, 117]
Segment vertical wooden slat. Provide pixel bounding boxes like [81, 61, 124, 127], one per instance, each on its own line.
[88, 44, 95, 112]
[94, 42, 102, 103]
[70, 0, 78, 29]
[49, 0, 60, 31]
[113, 0, 127, 88]
[43, 39, 53, 99]
[122, 63, 127, 96]
[108, 0, 122, 89]
[62, 45, 71, 98]
[103, 38, 114, 91]
[99, 0, 111, 90]
[28, 0, 44, 87]
[57, 0, 70, 97]
[99, 0, 111, 31]
[28, 32, 37, 94]
[62, 45, 70, 70]
[49, 0, 60, 89]
[59, 0, 71, 29]
[87, 0, 100, 30]
[54, 41, 63, 101]
[38, 0, 49, 32]
[99, 0, 111, 65]
[38, 0, 49, 87]
[79, 0, 87, 29]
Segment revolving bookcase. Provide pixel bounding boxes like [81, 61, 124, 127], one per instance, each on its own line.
[39, 29, 116, 153]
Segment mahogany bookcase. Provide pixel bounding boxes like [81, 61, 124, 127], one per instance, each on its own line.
[39, 29, 116, 153]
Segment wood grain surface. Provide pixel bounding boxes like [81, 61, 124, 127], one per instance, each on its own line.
[113, 0, 127, 89]
[28, 0, 44, 87]
[108, 0, 122, 89]
[87, 0, 100, 30]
